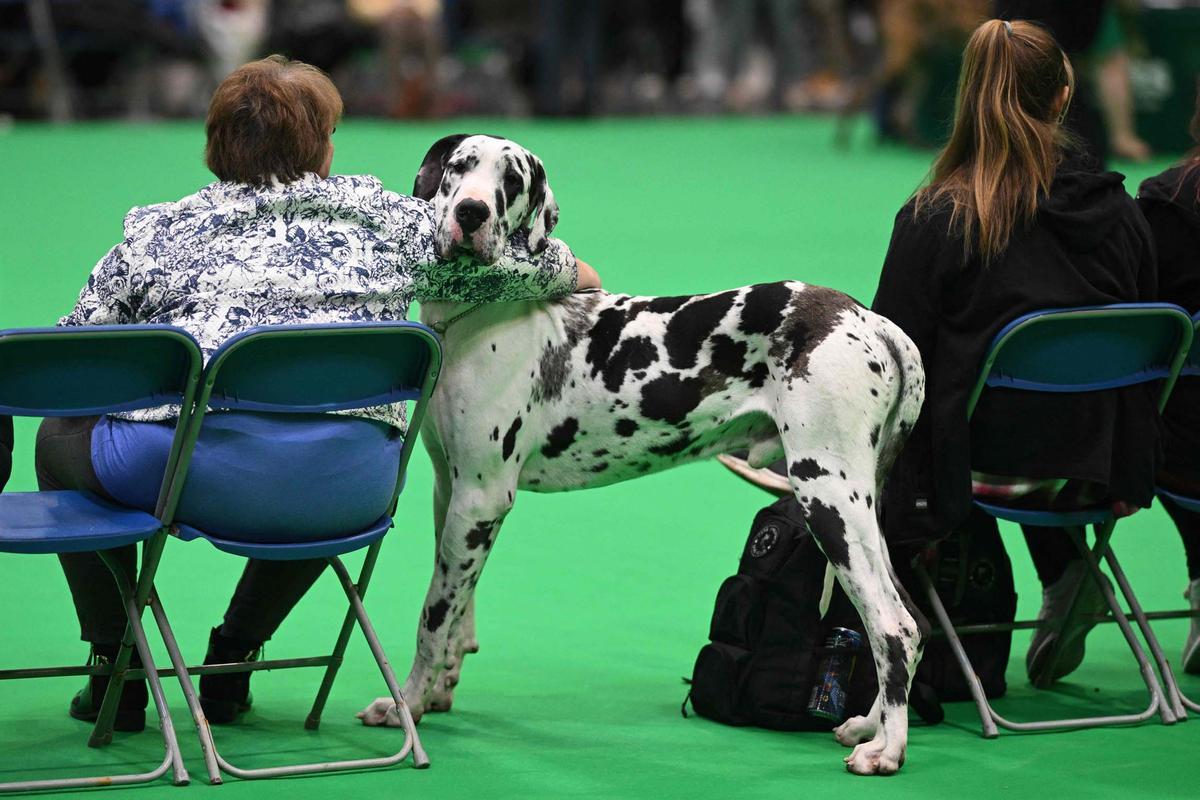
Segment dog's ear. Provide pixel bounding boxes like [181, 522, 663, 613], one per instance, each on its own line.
[413, 134, 470, 200]
[525, 157, 559, 254]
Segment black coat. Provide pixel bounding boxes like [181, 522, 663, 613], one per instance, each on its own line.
[872, 154, 1160, 543]
[1139, 163, 1200, 483]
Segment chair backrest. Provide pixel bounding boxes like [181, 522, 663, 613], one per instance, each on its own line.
[967, 303, 1194, 420]
[1181, 312, 1200, 379]
[0, 325, 203, 519]
[165, 322, 442, 522]
[0, 325, 202, 417]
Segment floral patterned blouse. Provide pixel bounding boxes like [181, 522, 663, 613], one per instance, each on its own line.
[61, 172, 578, 431]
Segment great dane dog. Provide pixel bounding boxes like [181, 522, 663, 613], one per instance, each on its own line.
[357, 134, 928, 775]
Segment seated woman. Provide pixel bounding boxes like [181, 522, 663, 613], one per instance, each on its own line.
[40, 55, 600, 732]
[1138, 89, 1200, 672]
[872, 20, 1158, 685]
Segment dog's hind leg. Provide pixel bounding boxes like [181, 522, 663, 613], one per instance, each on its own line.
[782, 445, 922, 776]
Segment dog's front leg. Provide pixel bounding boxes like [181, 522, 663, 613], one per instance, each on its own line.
[359, 487, 514, 727]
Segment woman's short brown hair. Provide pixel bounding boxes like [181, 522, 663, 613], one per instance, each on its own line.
[205, 55, 343, 187]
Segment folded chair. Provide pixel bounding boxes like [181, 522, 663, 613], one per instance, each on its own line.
[148, 321, 441, 784]
[1152, 311, 1200, 715]
[0, 324, 203, 791]
[913, 303, 1194, 737]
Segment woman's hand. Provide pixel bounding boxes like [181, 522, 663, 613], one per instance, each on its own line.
[576, 259, 602, 291]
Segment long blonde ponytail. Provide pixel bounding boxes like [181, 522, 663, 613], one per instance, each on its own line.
[915, 19, 1075, 263]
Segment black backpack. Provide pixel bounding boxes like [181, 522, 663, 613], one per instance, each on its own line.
[684, 497, 1015, 729]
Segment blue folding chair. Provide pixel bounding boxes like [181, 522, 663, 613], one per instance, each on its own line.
[0, 324, 203, 792]
[1153, 311, 1200, 715]
[145, 321, 441, 784]
[913, 303, 1195, 737]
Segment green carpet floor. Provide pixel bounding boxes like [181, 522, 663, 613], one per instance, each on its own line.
[1, 116, 1198, 798]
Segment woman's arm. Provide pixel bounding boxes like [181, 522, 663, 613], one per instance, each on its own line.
[59, 240, 142, 326]
[414, 230, 585, 303]
[384, 191, 595, 303]
[870, 204, 941, 359]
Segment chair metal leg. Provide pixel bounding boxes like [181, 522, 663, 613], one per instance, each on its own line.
[150, 544, 428, 781]
[915, 563, 998, 738]
[148, 589, 223, 785]
[918, 520, 1168, 735]
[1066, 523, 1175, 725]
[306, 547, 378, 731]
[328, 555, 429, 769]
[1101, 548, 1189, 721]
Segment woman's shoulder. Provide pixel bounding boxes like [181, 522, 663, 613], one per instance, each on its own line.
[1138, 162, 1200, 211]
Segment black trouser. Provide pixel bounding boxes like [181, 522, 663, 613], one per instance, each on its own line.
[36, 416, 327, 646]
[1023, 504, 1200, 587]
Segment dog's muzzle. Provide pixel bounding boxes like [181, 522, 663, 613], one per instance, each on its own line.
[455, 199, 489, 234]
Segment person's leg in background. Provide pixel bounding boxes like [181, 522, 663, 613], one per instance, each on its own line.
[199, 557, 329, 722]
[35, 415, 148, 729]
[1158, 494, 1200, 672]
[1022, 524, 1109, 684]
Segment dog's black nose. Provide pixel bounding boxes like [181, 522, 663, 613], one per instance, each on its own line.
[455, 200, 490, 234]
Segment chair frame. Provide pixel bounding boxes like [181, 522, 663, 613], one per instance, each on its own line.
[913, 304, 1195, 737]
[148, 322, 442, 784]
[0, 325, 203, 792]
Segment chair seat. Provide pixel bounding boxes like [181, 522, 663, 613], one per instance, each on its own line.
[174, 514, 394, 560]
[0, 491, 163, 554]
[973, 498, 1114, 528]
[1157, 488, 1200, 514]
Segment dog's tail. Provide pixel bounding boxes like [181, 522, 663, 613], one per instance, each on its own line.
[871, 317, 925, 492]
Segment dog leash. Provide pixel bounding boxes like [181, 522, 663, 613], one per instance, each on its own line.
[430, 303, 484, 336]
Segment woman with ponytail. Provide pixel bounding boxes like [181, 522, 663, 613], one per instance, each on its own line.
[1137, 88, 1200, 673]
[872, 19, 1158, 685]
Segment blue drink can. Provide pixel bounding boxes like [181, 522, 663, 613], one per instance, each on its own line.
[807, 627, 864, 722]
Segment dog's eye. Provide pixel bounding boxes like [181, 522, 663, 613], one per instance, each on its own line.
[448, 162, 467, 175]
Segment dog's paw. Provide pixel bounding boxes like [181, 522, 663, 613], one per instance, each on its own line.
[357, 697, 421, 727]
[833, 714, 876, 747]
[844, 738, 902, 776]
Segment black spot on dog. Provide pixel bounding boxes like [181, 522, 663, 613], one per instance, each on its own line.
[710, 334, 749, 378]
[460, 559, 473, 571]
[593, 448, 609, 457]
[585, 307, 627, 377]
[804, 499, 849, 568]
[502, 416, 522, 461]
[615, 418, 639, 437]
[438, 557, 449, 575]
[425, 599, 450, 633]
[466, 520, 496, 550]
[648, 295, 691, 314]
[590, 462, 609, 472]
[769, 286, 858, 379]
[541, 418, 579, 458]
[790, 459, 830, 481]
[494, 188, 506, 216]
[602, 336, 658, 392]
[640, 373, 704, 425]
[491, 426, 499, 441]
[870, 425, 880, 448]
[739, 282, 792, 335]
[453, 466, 459, 479]
[664, 291, 737, 369]
[868, 361, 883, 375]
[870, 388, 879, 397]
[882, 634, 909, 705]
[865, 494, 873, 509]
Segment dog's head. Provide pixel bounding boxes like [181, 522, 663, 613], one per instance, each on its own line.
[413, 134, 559, 264]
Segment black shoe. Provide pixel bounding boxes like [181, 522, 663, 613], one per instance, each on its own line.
[69, 644, 148, 733]
[199, 627, 262, 724]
